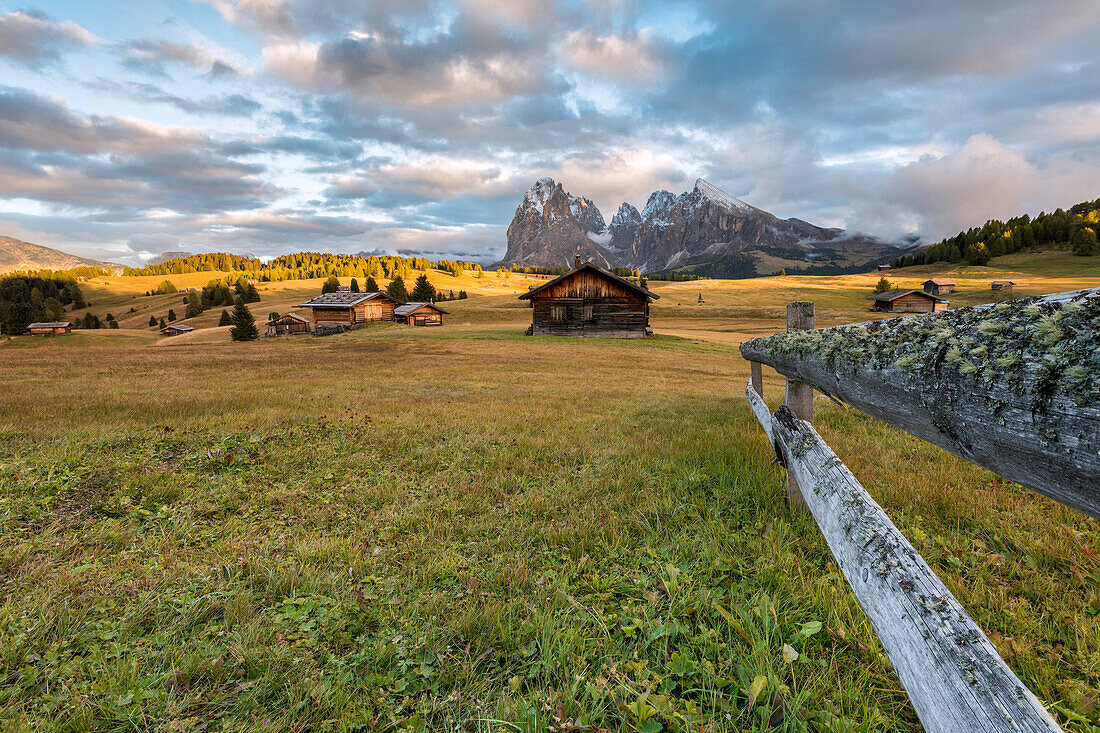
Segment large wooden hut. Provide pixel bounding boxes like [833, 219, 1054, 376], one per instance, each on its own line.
[922, 278, 956, 295]
[868, 289, 948, 313]
[517, 259, 658, 338]
[296, 292, 398, 329]
[27, 321, 72, 335]
[266, 312, 311, 337]
[991, 280, 1016, 291]
[394, 302, 447, 326]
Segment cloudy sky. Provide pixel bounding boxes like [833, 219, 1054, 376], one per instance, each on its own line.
[1, 0, 1099, 264]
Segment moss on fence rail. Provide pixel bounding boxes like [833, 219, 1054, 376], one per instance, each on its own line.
[742, 290, 1100, 410]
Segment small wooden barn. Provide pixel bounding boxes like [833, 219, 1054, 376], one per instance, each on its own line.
[517, 260, 658, 338]
[877, 264, 892, 271]
[868, 289, 948, 313]
[161, 324, 194, 336]
[296, 292, 398, 329]
[27, 321, 72, 335]
[266, 312, 311, 337]
[991, 280, 1016, 291]
[922, 278, 956, 295]
[394, 302, 447, 326]
[336, 285, 351, 292]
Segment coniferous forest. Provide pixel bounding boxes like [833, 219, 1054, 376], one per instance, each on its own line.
[891, 197, 1100, 268]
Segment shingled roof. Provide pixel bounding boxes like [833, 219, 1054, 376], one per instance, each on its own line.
[517, 262, 659, 301]
[868, 288, 947, 303]
[27, 322, 72, 328]
[297, 291, 397, 308]
[394, 302, 448, 317]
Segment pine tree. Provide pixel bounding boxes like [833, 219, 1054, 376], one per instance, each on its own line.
[350, 278, 360, 292]
[873, 276, 892, 294]
[1071, 227, 1098, 256]
[458, 290, 467, 299]
[2, 293, 31, 335]
[185, 291, 203, 318]
[268, 312, 280, 322]
[168, 308, 177, 322]
[218, 309, 232, 326]
[386, 275, 408, 303]
[322, 275, 340, 294]
[365, 276, 379, 292]
[44, 297, 64, 321]
[244, 283, 261, 303]
[410, 274, 436, 302]
[229, 300, 259, 341]
[149, 315, 158, 327]
[159, 317, 167, 330]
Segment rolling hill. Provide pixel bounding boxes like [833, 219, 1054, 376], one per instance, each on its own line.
[0, 235, 122, 274]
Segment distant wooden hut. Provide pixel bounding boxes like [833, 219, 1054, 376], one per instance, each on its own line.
[922, 278, 956, 295]
[517, 258, 658, 338]
[296, 292, 398, 329]
[868, 289, 948, 313]
[394, 302, 447, 326]
[877, 264, 893, 271]
[266, 312, 311, 337]
[336, 285, 351, 292]
[27, 321, 72, 335]
[161, 324, 194, 336]
[991, 280, 1015, 291]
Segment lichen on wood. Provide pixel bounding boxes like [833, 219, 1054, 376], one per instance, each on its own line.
[741, 289, 1100, 518]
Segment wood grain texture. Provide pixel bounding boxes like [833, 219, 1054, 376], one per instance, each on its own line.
[785, 302, 815, 511]
[746, 383, 1063, 733]
[741, 289, 1100, 519]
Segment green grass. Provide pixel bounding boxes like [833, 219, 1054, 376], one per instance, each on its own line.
[1, 270, 1098, 732]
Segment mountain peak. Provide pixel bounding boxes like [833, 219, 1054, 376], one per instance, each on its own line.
[692, 178, 756, 215]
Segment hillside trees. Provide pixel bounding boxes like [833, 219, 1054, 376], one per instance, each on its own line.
[168, 309, 177, 322]
[156, 280, 178, 295]
[229, 300, 259, 341]
[218, 309, 231, 326]
[410, 274, 436, 302]
[891, 197, 1100, 268]
[386, 275, 408, 303]
[185, 291, 203, 318]
[1071, 227, 1098, 256]
[365, 276, 379, 292]
[322, 275, 341, 294]
[149, 315, 157, 327]
[350, 278, 360, 292]
[0, 275, 84, 333]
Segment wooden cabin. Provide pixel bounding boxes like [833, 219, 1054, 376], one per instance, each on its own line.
[868, 289, 948, 313]
[991, 280, 1015, 291]
[296, 292, 398, 329]
[922, 278, 956, 295]
[27, 321, 72, 335]
[394, 302, 447, 326]
[266, 312, 311, 337]
[336, 285, 351, 291]
[877, 264, 892, 271]
[161, 324, 194, 336]
[517, 259, 658, 338]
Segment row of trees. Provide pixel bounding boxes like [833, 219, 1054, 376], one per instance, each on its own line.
[125, 252, 484, 284]
[0, 275, 86, 335]
[891, 198, 1100, 268]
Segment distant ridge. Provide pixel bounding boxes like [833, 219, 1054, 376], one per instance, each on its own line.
[502, 177, 900, 276]
[0, 235, 122, 274]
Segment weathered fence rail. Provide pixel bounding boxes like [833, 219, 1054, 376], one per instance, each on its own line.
[738, 290, 1100, 732]
[742, 288, 1100, 519]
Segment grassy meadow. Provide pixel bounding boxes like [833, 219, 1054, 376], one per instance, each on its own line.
[1, 255, 1098, 732]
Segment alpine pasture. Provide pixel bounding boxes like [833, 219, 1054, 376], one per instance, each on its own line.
[1, 260, 1098, 732]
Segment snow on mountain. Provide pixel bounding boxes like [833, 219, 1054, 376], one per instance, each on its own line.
[502, 176, 898, 274]
[641, 190, 677, 226]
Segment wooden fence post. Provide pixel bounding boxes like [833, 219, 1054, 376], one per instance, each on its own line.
[785, 302, 814, 511]
[750, 360, 763, 396]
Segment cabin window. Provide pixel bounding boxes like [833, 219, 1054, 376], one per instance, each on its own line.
[550, 305, 566, 322]
[583, 305, 593, 322]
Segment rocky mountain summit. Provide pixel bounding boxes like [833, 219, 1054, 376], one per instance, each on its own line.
[501, 177, 898, 275]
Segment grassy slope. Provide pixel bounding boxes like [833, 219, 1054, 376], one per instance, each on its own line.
[0, 261, 1098, 732]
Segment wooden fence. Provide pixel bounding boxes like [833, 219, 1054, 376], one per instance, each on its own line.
[739, 289, 1100, 733]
